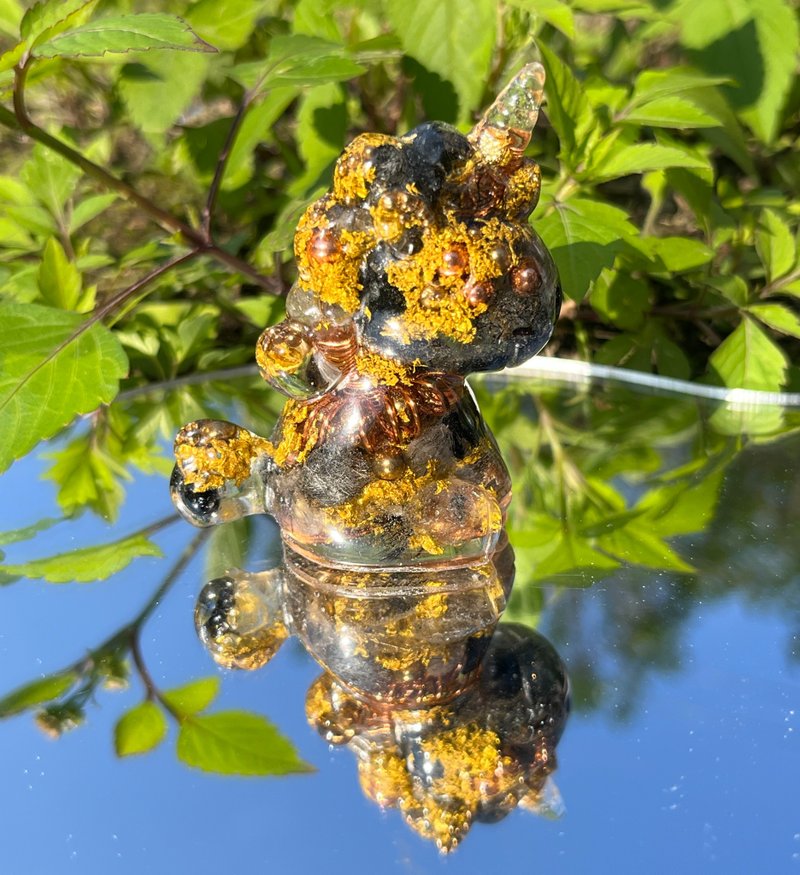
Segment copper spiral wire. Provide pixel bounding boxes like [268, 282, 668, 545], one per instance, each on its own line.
[284, 372, 465, 461]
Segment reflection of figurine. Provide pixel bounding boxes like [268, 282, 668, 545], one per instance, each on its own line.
[196, 538, 514, 707]
[193, 546, 570, 852]
[170, 64, 560, 569]
[307, 623, 569, 852]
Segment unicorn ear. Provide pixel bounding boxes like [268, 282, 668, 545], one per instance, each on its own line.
[469, 62, 546, 158]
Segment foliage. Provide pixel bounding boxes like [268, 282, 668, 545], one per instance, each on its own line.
[0, 0, 798, 782]
[0, 0, 796, 476]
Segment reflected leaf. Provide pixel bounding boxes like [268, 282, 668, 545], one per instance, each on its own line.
[0, 517, 60, 546]
[0, 672, 78, 718]
[162, 677, 220, 716]
[0, 532, 163, 583]
[115, 701, 168, 756]
[177, 711, 314, 776]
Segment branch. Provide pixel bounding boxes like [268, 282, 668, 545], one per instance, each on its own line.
[3, 64, 281, 294]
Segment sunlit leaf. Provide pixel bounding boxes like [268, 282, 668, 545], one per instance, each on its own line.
[385, 0, 496, 117]
[20, 0, 95, 43]
[675, 0, 800, 143]
[506, 0, 575, 38]
[33, 13, 216, 58]
[755, 209, 796, 283]
[38, 237, 83, 311]
[177, 711, 314, 776]
[162, 677, 220, 716]
[0, 532, 163, 583]
[747, 303, 800, 339]
[537, 198, 636, 300]
[0, 672, 77, 718]
[0, 302, 128, 473]
[538, 41, 594, 161]
[709, 317, 788, 391]
[114, 701, 168, 756]
[592, 143, 708, 182]
[621, 96, 721, 129]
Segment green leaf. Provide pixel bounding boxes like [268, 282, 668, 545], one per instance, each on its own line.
[0, 532, 163, 583]
[118, 52, 210, 135]
[709, 317, 788, 391]
[43, 436, 126, 520]
[637, 465, 727, 537]
[69, 193, 118, 232]
[385, 0, 496, 117]
[0, 302, 128, 473]
[538, 41, 594, 162]
[232, 34, 365, 92]
[537, 198, 636, 300]
[506, 0, 575, 38]
[0, 0, 23, 38]
[756, 208, 796, 282]
[597, 524, 695, 572]
[177, 711, 313, 776]
[38, 237, 83, 311]
[289, 81, 347, 196]
[114, 701, 168, 756]
[0, 517, 59, 547]
[628, 68, 732, 104]
[590, 272, 651, 330]
[639, 236, 715, 272]
[592, 143, 708, 182]
[162, 677, 220, 716]
[20, 0, 95, 43]
[186, 0, 271, 51]
[675, 0, 800, 143]
[33, 13, 216, 58]
[0, 672, 77, 718]
[20, 144, 81, 221]
[747, 303, 800, 339]
[621, 96, 721, 128]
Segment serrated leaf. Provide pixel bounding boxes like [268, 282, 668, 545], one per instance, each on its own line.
[43, 435, 126, 521]
[38, 237, 83, 311]
[0, 672, 77, 718]
[593, 143, 708, 182]
[33, 13, 216, 58]
[709, 317, 787, 391]
[118, 52, 210, 135]
[640, 236, 715, 272]
[506, 0, 575, 38]
[756, 208, 796, 282]
[0, 532, 163, 583]
[747, 303, 800, 339]
[20, 0, 95, 42]
[629, 68, 732, 104]
[232, 34, 365, 93]
[385, 0, 495, 117]
[177, 711, 313, 776]
[0, 517, 59, 547]
[538, 41, 594, 162]
[675, 0, 800, 143]
[114, 701, 167, 756]
[186, 0, 270, 51]
[621, 96, 721, 128]
[162, 677, 220, 716]
[0, 302, 128, 473]
[537, 198, 636, 300]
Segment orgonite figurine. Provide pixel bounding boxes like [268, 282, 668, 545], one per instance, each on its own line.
[170, 63, 560, 569]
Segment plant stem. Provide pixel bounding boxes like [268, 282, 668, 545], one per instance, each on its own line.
[3, 64, 281, 293]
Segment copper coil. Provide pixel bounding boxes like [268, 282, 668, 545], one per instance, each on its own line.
[315, 325, 359, 372]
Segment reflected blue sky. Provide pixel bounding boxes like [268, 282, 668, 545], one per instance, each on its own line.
[1, 387, 798, 874]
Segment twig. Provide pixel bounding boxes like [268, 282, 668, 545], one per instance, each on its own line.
[202, 94, 252, 241]
[4, 64, 281, 293]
